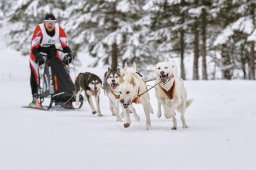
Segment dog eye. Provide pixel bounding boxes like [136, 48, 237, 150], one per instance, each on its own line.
[158, 67, 160, 70]
[172, 66, 174, 68]
[126, 91, 130, 94]
[119, 91, 122, 94]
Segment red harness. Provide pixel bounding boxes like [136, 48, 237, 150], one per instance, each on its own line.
[132, 88, 140, 104]
[160, 81, 176, 100]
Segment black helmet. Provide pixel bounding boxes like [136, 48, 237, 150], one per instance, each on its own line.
[44, 13, 56, 22]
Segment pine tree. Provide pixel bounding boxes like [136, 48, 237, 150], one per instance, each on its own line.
[7, 0, 70, 55]
[213, 0, 255, 80]
[63, 0, 144, 71]
[142, 0, 193, 79]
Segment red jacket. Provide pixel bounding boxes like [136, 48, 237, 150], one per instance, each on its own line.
[30, 23, 70, 81]
[30, 23, 69, 61]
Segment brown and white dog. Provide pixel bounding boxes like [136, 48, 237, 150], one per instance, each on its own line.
[119, 63, 153, 130]
[155, 59, 192, 130]
[75, 72, 103, 116]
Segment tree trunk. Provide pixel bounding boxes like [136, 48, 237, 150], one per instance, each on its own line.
[240, 44, 247, 79]
[180, 0, 186, 80]
[111, 43, 118, 71]
[221, 44, 232, 79]
[193, 18, 199, 80]
[248, 4, 255, 80]
[249, 42, 255, 80]
[201, 8, 208, 80]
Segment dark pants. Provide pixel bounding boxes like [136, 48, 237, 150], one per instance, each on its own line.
[30, 65, 37, 96]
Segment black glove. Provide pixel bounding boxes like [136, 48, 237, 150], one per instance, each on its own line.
[35, 52, 47, 65]
[63, 53, 73, 65]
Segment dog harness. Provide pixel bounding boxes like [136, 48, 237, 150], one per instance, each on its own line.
[111, 90, 120, 99]
[132, 88, 140, 104]
[160, 81, 176, 100]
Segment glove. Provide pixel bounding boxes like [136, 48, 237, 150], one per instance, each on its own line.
[63, 53, 73, 65]
[35, 52, 46, 65]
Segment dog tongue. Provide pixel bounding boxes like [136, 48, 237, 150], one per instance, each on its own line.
[93, 90, 98, 95]
[111, 83, 117, 89]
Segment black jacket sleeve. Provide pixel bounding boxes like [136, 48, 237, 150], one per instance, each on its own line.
[32, 48, 40, 57]
[62, 46, 71, 54]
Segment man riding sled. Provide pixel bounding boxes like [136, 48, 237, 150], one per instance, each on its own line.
[29, 13, 75, 109]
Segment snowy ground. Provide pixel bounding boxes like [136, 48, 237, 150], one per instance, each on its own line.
[0, 32, 256, 170]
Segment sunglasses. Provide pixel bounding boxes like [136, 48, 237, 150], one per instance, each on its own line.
[44, 20, 56, 24]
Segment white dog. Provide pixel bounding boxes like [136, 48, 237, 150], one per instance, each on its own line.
[119, 63, 153, 130]
[155, 59, 192, 130]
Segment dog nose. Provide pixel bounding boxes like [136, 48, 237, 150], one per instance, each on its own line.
[160, 71, 164, 75]
[112, 79, 115, 83]
[94, 87, 97, 90]
[120, 99, 124, 103]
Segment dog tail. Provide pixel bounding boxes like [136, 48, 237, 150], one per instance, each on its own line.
[186, 99, 193, 108]
[177, 99, 193, 112]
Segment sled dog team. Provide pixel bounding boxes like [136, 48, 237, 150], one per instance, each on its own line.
[75, 59, 192, 130]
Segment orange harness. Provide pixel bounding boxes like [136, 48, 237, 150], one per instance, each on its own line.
[160, 81, 176, 100]
[132, 88, 140, 104]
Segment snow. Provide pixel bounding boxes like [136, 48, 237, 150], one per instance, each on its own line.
[116, 0, 131, 13]
[0, 29, 256, 170]
[214, 16, 254, 46]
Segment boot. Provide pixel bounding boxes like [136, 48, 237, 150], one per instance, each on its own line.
[29, 94, 41, 108]
[29, 95, 37, 107]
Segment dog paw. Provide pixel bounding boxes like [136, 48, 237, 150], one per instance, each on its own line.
[146, 125, 152, 130]
[157, 112, 161, 118]
[98, 113, 103, 117]
[171, 127, 177, 130]
[183, 125, 188, 128]
[92, 111, 97, 114]
[124, 123, 130, 128]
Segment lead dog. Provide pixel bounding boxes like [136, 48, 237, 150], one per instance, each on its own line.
[75, 72, 103, 116]
[155, 59, 192, 130]
[119, 63, 153, 130]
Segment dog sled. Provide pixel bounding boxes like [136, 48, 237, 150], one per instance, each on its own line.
[23, 48, 83, 111]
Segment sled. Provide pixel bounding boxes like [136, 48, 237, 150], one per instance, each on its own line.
[25, 48, 84, 110]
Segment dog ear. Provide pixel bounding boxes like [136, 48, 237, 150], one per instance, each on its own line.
[108, 67, 111, 73]
[119, 75, 124, 83]
[130, 76, 136, 86]
[117, 68, 121, 75]
[132, 62, 136, 70]
[124, 62, 128, 69]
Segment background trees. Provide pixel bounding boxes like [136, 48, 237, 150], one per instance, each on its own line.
[1, 0, 255, 80]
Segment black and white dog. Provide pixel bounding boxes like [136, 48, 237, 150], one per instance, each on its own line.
[75, 72, 103, 116]
[103, 68, 123, 121]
